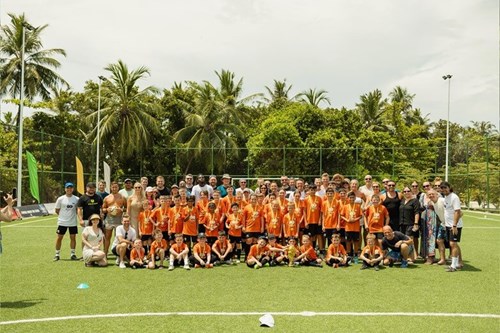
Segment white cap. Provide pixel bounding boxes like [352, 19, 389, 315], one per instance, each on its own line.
[259, 313, 275, 328]
[146, 186, 154, 192]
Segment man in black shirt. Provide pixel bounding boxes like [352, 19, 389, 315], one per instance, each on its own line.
[382, 226, 413, 268]
[77, 182, 103, 227]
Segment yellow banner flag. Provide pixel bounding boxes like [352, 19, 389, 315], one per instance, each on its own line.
[75, 156, 85, 195]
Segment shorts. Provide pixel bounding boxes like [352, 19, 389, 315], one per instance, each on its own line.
[140, 234, 152, 242]
[346, 231, 360, 241]
[207, 236, 217, 245]
[245, 232, 261, 240]
[183, 235, 197, 243]
[168, 233, 176, 241]
[56, 225, 78, 235]
[372, 232, 384, 240]
[403, 225, 419, 238]
[445, 227, 462, 242]
[162, 231, 169, 241]
[112, 246, 131, 259]
[333, 229, 346, 238]
[229, 235, 242, 244]
[387, 250, 401, 261]
[170, 258, 184, 267]
[323, 228, 336, 240]
[306, 224, 321, 236]
[105, 215, 122, 230]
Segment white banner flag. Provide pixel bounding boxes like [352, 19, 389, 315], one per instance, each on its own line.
[103, 161, 111, 193]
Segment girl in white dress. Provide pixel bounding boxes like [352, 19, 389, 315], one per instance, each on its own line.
[82, 214, 107, 267]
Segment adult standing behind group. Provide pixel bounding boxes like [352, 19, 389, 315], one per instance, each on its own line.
[359, 175, 374, 197]
[102, 181, 127, 255]
[399, 186, 421, 259]
[127, 182, 145, 233]
[236, 179, 253, 196]
[96, 181, 109, 200]
[192, 174, 214, 203]
[0, 193, 15, 254]
[381, 180, 402, 232]
[77, 182, 103, 227]
[119, 179, 134, 199]
[421, 187, 445, 264]
[217, 174, 234, 198]
[155, 176, 170, 197]
[54, 182, 79, 261]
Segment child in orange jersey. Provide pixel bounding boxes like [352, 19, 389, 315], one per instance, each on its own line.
[267, 234, 285, 266]
[265, 200, 283, 240]
[212, 231, 233, 265]
[360, 234, 383, 271]
[321, 188, 341, 245]
[304, 185, 324, 252]
[364, 194, 389, 247]
[226, 202, 243, 263]
[168, 195, 185, 245]
[242, 194, 265, 259]
[182, 196, 199, 250]
[148, 230, 167, 269]
[151, 195, 170, 240]
[168, 233, 190, 271]
[296, 234, 322, 267]
[190, 233, 213, 268]
[129, 239, 147, 269]
[196, 190, 210, 233]
[203, 201, 220, 245]
[283, 237, 301, 266]
[341, 191, 363, 259]
[138, 200, 154, 254]
[246, 236, 271, 269]
[325, 234, 349, 268]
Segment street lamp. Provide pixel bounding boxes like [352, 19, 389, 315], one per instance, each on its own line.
[96, 76, 107, 183]
[16, 22, 35, 207]
[442, 74, 452, 181]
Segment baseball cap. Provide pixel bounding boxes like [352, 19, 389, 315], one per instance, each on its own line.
[259, 314, 275, 328]
[64, 182, 74, 188]
[146, 186, 154, 192]
[222, 173, 231, 179]
[124, 178, 132, 183]
[198, 233, 207, 239]
[86, 182, 96, 188]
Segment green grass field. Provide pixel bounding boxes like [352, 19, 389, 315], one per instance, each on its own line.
[1, 211, 499, 332]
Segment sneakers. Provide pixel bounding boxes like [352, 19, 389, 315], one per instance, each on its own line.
[360, 264, 368, 270]
[70, 254, 78, 261]
[116, 258, 120, 266]
[53, 255, 60, 261]
[184, 265, 191, 270]
[168, 266, 174, 271]
[374, 266, 380, 271]
[446, 266, 457, 272]
[254, 264, 261, 269]
[119, 261, 126, 269]
[400, 260, 408, 268]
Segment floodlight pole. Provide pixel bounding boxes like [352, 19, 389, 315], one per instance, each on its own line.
[443, 74, 452, 181]
[16, 22, 35, 207]
[95, 76, 106, 183]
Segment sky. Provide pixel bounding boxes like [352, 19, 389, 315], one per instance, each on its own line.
[1, 0, 499, 128]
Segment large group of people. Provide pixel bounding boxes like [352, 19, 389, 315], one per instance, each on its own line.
[51, 172, 464, 272]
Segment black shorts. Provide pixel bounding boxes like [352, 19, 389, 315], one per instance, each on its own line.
[162, 231, 169, 241]
[446, 227, 462, 242]
[141, 235, 152, 242]
[245, 232, 261, 240]
[306, 224, 321, 236]
[333, 229, 346, 238]
[346, 231, 360, 241]
[229, 235, 242, 244]
[403, 225, 419, 238]
[168, 233, 177, 241]
[183, 235, 197, 243]
[56, 225, 78, 235]
[207, 236, 217, 245]
[112, 246, 131, 259]
[372, 232, 384, 240]
[323, 229, 336, 240]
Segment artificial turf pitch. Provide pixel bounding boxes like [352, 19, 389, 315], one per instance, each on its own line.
[0, 211, 499, 332]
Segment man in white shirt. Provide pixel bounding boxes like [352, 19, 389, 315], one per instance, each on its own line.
[359, 174, 374, 197]
[440, 181, 463, 272]
[118, 178, 134, 199]
[111, 215, 137, 268]
[191, 174, 214, 203]
[54, 182, 80, 261]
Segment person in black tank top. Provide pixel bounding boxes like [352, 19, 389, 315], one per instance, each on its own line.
[382, 181, 402, 232]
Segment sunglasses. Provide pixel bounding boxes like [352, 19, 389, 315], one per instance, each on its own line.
[134, 186, 142, 189]
[403, 190, 411, 193]
[411, 185, 418, 188]
[365, 178, 372, 180]
[388, 184, 396, 187]
[373, 186, 380, 188]
[124, 232, 128, 239]
[423, 185, 430, 188]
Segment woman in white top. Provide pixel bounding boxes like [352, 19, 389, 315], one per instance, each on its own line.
[82, 214, 107, 267]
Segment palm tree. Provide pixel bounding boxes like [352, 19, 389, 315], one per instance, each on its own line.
[0, 13, 68, 125]
[389, 86, 417, 125]
[296, 88, 331, 108]
[174, 81, 245, 173]
[356, 89, 387, 130]
[263, 79, 294, 108]
[86, 60, 160, 159]
[470, 121, 497, 136]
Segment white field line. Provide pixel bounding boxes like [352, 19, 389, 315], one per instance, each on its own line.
[2, 216, 56, 228]
[1, 311, 499, 325]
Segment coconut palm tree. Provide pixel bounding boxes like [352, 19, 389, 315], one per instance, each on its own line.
[0, 13, 68, 125]
[86, 60, 160, 159]
[296, 88, 331, 108]
[263, 79, 294, 108]
[356, 89, 387, 130]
